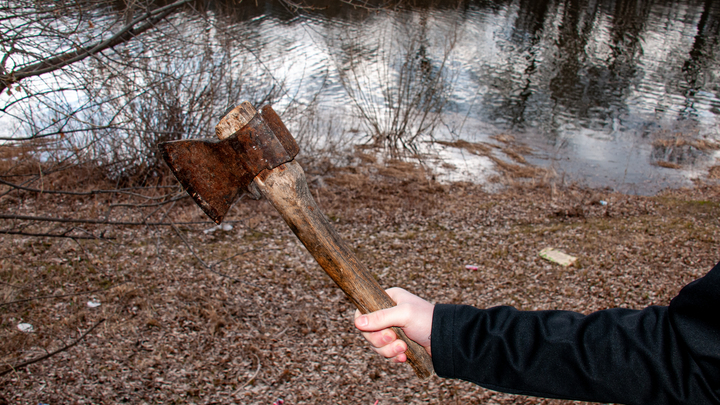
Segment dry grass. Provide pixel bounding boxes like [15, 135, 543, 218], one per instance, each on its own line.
[436, 140, 493, 155]
[436, 136, 545, 182]
[656, 160, 682, 169]
[652, 137, 720, 151]
[1, 156, 719, 404]
[650, 133, 720, 170]
[708, 165, 720, 179]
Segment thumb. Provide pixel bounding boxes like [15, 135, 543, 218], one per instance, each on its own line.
[355, 306, 408, 332]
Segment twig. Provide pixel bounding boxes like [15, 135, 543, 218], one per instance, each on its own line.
[0, 319, 106, 377]
[339, 0, 399, 11]
[232, 353, 261, 396]
[0, 289, 106, 308]
[170, 223, 212, 268]
[278, 0, 326, 12]
[0, 178, 183, 200]
[0, 0, 193, 93]
[169, 223, 258, 288]
[0, 214, 239, 227]
[0, 230, 115, 240]
[108, 194, 187, 208]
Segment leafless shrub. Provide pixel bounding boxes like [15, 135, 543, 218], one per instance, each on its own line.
[1, 1, 284, 186]
[78, 16, 283, 185]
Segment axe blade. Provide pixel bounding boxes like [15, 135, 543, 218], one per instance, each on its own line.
[159, 138, 251, 224]
[158, 105, 300, 224]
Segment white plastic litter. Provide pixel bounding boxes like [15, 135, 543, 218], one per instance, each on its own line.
[539, 248, 577, 267]
[87, 300, 101, 308]
[465, 265, 479, 271]
[17, 323, 34, 333]
[203, 223, 233, 234]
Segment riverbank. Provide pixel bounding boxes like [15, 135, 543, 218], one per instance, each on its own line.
[1, 160, 719, 404]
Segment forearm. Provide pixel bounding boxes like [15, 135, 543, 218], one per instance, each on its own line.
[431, 304, 696, 405]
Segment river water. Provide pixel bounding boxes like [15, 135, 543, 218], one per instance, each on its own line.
[6, 0, 720, 195]
[215, 0, 720, 194]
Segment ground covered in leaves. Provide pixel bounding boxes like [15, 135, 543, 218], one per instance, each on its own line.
[1, 159, 719, 404]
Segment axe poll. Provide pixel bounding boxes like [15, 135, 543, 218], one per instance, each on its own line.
[158, 102, 435, 379]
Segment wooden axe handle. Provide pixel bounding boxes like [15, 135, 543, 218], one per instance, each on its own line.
[254, 161, 434, 379]
[217, 104, 434, 380]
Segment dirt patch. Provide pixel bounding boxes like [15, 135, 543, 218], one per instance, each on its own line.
[1, 163, 719, 404]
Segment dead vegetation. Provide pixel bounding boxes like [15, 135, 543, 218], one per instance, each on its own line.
[650, 133, 720, 169]
[436, 136, 549, 182]
[708, 165, 720, 179]
[1, 156, 719, 404]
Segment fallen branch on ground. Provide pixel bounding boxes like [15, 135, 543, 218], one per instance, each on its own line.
[0, 214, 237, 226]
[0, 318, 106, 377]
[0, 230, 115, 240]
[0, 289, 107, 308]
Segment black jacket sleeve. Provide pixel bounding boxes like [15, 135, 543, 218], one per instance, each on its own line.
[430, 261, 720, 405]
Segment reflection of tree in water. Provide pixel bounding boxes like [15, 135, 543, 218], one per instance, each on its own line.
[546, 0, 598, 118]
[476, 0, 720, 144]
[548, 0, 651, 131]
[597, 0, 650, 115]
[496, 0, 550, 128]
[679, 0, 720, 119]
[479, 0, 653, 136]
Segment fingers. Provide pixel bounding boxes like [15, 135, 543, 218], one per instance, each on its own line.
[366, 333, 408, 361]
[353, 288, 434, 361]
[355, 309, 405, 333]
[354, 294, 412, 332]
[353, 287, 431, 339]
[353, 309, 409, 362]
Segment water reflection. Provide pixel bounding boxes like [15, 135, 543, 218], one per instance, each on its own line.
[305, 0, 720, 193]
[307, 0, 720, 193]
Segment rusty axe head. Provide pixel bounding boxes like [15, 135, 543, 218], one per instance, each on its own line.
[158, 103, 299, 224]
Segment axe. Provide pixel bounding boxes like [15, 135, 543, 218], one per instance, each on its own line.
[158, 102, 434, 379]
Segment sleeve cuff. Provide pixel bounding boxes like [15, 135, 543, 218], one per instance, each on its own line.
[431, 303, 459, 378]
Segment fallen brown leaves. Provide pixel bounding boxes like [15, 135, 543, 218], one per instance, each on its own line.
[1, 161, 719, 404]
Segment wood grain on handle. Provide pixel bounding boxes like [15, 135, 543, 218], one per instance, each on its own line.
[216, 104, 435, 380]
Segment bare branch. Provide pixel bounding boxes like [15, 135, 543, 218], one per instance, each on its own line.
[0, 213, 238, 227]
[0, 229, 115, 240]
[0, 178, 181, 200]
[0, 0, 193, 93]
[0, 289, 107, 308]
